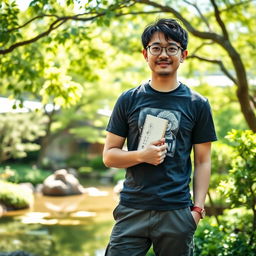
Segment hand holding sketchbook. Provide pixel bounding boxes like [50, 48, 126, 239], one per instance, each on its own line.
[137, 114, 169, 150]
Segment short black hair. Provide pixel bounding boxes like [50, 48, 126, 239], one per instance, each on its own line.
[141, 18, 188, 50]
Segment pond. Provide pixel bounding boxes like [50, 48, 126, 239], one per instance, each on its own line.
[0, 183, 118, 256]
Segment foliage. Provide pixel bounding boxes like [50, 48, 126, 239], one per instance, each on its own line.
[218, 129, 256, 244]
[192, 84, 248, 141]
[146, 247, 154, 256]
[210, 142, 233, 195]
[194, 219, 256, 256]
[65, 152, 90, 169]
[1, 1, 256, 131]
[0, 112, 48, 163]
[0, 180, 33, 209]
[0, 164, 51, 185]
[218, 130, 256, 212]
[144, 218, 256, 256]
[113, 168, 126, 183]
[66, 153, 106, 171]
[89, 155, 107, 171]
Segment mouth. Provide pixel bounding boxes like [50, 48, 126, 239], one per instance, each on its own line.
[156, 62, 171, 67]
[156, 60, 172, 64]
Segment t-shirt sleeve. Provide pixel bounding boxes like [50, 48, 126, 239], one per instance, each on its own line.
[106, 92, 129, 138]
[192, 99, 217, 144]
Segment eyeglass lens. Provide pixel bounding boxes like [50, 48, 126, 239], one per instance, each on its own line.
[148, 45, 180, 56]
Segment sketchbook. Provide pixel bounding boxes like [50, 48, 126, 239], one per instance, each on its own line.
[137, 114, 168, 150]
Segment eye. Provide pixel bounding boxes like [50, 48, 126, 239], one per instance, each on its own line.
[167, 46, 178, 52]
[151, 46, 161, 51]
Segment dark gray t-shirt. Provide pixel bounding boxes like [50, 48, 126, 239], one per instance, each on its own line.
[106, 82, 217, 210]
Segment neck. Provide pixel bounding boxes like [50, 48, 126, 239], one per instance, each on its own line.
[150, 75, 179, 92]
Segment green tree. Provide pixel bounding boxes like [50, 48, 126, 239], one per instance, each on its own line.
[2, 0, 255, 131]
[0, 111, 47, 163]
[0, 0, 120, 165]
[126, 0, 256, 131]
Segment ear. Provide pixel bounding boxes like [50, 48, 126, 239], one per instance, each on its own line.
[142, 49, 148, 61]
[180, 50, 188, 63]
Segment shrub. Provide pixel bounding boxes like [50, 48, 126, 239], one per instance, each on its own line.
[66, 153, 89, 169]
[0, 164, 51, 185]
[89, 156, 107, 171]
[194, 220, 256, 256]
[0, 180, 33, 209]
[218, 130, 256, 244]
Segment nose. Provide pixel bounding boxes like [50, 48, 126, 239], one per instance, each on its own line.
[159, 47, 168, 57]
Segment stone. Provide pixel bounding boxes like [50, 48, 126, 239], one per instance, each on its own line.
[41, 169, 85, 196]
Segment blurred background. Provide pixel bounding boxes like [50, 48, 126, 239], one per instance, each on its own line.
[0, 0, 255, 255]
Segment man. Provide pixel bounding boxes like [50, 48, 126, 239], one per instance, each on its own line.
[103, 18, 217, 256]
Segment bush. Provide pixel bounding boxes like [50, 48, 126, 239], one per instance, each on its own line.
[66, 153, 89, 169]
[0, 180, 33, 209]
[0, 164, 51, 185]
[194, 220, 256, 256]
[89, 156, 107, 171]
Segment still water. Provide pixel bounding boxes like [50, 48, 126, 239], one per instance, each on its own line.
[0, 185, 118, 256]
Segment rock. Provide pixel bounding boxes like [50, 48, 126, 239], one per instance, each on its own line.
[41, 169, 85, 196]
[83, 187, 108, 196]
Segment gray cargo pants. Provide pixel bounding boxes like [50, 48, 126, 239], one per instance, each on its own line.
[105, 204, 197, 256]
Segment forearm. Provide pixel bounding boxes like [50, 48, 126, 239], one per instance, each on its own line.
[103, 148, 142, 168]
[193, 161, 211, 208]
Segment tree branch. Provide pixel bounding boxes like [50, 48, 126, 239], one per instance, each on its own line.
[190, 41, 214, 55]
[1, 1, 136, 54]
[0, 13, 103, 55]
[135, 0, 226, 44]
[117, 10, 164, 16]
[221, 0, 256, 13]
[187, 54, 237, 85]
[7, 14, 60, 33]
[183, 0, 211, 31]
[210, 0, 229, 39]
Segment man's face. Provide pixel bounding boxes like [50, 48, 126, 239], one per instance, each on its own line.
[142, 32, 187, 77]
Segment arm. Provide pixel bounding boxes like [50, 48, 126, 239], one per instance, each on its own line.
[191, 142, 212, 223]
[103, 132, 167, 168]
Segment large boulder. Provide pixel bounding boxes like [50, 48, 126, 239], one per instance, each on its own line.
[41, 169, 84, 196]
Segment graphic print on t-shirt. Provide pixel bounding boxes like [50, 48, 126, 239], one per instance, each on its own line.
[138, 107, 181, 157]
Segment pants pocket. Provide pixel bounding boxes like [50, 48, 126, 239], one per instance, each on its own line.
[186, 207, 197, 230]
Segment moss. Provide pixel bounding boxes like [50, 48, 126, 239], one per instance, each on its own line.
[0, 181, 33, 210]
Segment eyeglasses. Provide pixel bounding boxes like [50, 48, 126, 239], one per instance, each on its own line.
[146, 44, 183, 56]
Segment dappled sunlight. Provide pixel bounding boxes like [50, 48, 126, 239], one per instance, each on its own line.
[2, 186, 116, 226]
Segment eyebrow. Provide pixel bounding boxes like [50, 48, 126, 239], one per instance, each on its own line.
[150, 42, 180, 47]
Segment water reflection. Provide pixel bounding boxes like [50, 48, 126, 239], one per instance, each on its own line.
[0, 185, 117, 256]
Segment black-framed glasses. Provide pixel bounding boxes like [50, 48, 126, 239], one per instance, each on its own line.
[146, 44, 183, 56]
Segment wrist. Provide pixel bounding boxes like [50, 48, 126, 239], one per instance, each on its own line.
[191, 206, 206, 219]
[194, 201, 204, 209]
[136, 149, 144, 163]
